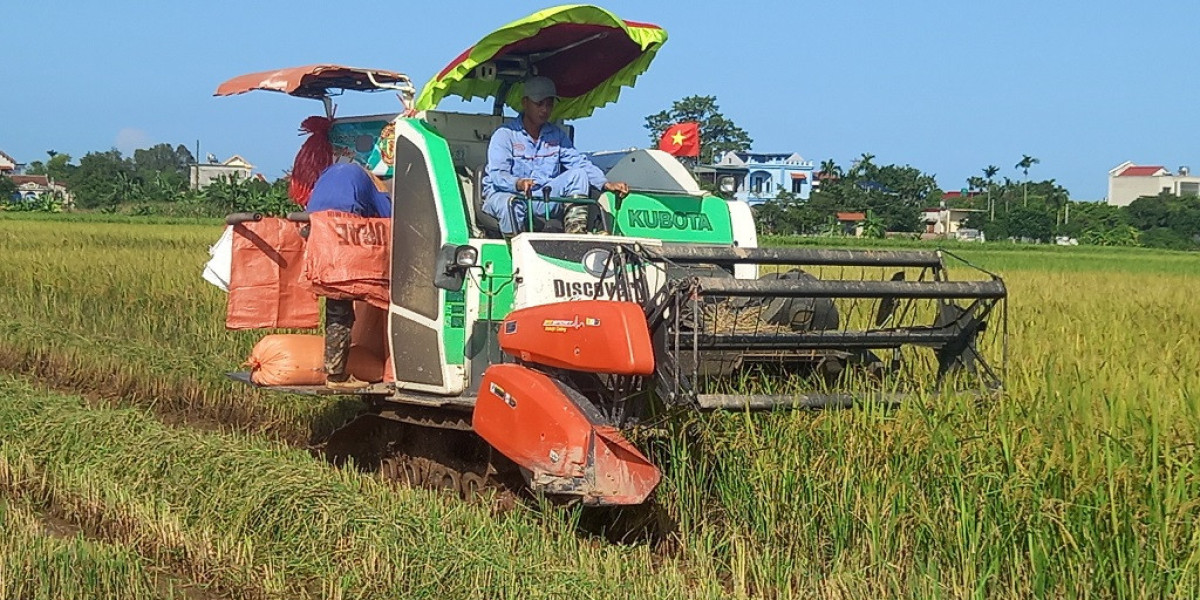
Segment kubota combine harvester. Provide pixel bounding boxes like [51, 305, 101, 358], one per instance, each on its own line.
[217, 5, 1007, 506]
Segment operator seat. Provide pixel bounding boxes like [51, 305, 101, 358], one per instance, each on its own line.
[470, 165, 504, 238]
[468, 164, 564, 236]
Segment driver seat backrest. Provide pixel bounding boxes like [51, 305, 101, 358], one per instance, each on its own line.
[455, 164, 503, 239]
[470, 164, 504, 238]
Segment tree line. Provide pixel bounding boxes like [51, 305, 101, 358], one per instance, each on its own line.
[643, 96, 1197, 250]
[5, 98, 1198, 251]
[0, 144, 298, 217]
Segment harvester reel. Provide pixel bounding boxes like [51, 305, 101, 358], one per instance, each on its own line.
[874, 271, 907, 327]
[759, 270, 840, 331]
[933, 301, 987, 383]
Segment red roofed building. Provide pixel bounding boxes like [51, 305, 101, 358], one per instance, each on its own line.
[836, 211, 866, 237]
[1116, 165, 1168, 177]
[1108, 161, 1200, 206]
[8, 174, 72, 205]
[941, 190, 982, 201]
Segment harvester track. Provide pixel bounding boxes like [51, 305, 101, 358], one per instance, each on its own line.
[320, 408, 676, 545]
[320, 412, 525, 509]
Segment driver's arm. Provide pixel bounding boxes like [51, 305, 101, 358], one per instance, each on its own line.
[557, 135, 608, 191]
[485, 128, 520, 194]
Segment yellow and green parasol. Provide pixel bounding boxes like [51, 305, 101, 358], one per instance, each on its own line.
[414, 5, 668, 120]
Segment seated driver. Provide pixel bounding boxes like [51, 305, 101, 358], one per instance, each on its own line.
[481, 76, 628, 235]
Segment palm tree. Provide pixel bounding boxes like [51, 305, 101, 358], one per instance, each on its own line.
[855, 153, 876, 177]
[983, 165, 999, 220]
[1015, 155, 1039, 207]
[818, 158, 842, 181]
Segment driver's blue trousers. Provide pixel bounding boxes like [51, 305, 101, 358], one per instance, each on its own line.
[483, 168, 592, 234]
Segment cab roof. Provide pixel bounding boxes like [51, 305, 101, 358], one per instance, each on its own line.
[215, 65, 412, 99]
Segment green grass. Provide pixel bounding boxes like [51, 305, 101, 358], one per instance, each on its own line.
[0, 217, 1198, 598]
[765, 234, 1200, 275]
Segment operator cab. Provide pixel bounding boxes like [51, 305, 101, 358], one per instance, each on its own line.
[421, 110, 576, 238]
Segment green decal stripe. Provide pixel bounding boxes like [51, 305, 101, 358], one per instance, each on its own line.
[479, 242, 515, 320]
[442, 289, 466, 364]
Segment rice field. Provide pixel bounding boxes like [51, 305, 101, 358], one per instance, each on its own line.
[0, 213, 1197, 599]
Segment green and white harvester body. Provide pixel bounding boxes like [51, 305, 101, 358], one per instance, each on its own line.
[217, 6, 1006, 507]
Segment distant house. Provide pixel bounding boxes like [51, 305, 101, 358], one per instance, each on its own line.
[836, 211, 866, 237]
[0, 150, 19, 174]
[10, 175, 71, 205]
[695, 151, 816, 205]
[1107, 161, 1200, 207]
[190, 154, 256, 190]
[921, 207, 983, 239]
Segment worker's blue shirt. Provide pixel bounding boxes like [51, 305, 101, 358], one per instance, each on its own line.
[482, 117, 607, 199]
[306, 163, 392, 218]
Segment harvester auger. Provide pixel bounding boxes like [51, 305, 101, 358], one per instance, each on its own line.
[215, 5, 1007, 510]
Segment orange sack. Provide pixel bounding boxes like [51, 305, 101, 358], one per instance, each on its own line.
[302, 211, 391, 310]
[352, 301, 395, 383]
[247, 334, 384, 386]
[351, 301, 389, 359]
[227, 219, 320, 330]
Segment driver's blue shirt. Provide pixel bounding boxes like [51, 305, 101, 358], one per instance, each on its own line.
[482, 117, 607, 198]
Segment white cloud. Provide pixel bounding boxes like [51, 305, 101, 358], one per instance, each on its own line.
[115, 128, 150, 156]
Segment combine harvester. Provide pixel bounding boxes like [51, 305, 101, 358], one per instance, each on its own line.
[217, 5, 1006, 506]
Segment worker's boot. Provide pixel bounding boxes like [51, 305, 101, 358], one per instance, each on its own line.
[324, 323, 368, 390]
[564, 204, 589, 234]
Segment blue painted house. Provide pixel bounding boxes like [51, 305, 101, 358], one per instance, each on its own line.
[695, 151, 816, 205]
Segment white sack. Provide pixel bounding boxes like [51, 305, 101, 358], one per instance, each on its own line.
[202, 225, 234, 292]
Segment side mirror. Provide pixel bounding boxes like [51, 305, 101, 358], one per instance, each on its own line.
[433, 243, 479, 291]
[718, 176, 737, 194]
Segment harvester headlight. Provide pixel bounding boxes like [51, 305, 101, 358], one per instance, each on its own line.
[454, 246, 479, 267]
[719, 176, 736, 194]
[434, 244, 480, 292]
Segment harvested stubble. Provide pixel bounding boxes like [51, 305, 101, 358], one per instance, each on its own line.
[0, 495, 192, 599]
[1, 214, 1199, 598]
[0, 376, 712, 599]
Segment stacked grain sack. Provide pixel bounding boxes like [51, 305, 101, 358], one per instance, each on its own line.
[246, 302, 389, 385]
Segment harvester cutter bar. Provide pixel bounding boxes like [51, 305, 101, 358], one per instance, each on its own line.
[694, 390, 996, 411]
[689, 277, 1007, 299]
[695, 328, 973, 350]
[643, 245, 946, 268]
[696, 392, 892, 410]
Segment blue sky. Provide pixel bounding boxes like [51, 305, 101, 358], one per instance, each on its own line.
[3, 1, 1195, 201]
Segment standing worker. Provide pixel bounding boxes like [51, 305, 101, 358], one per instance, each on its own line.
[481, 76, 628, 235]
[305, 163, 392, 390]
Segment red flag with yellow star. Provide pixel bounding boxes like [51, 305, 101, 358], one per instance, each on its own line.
[657, 122, 700, 157]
